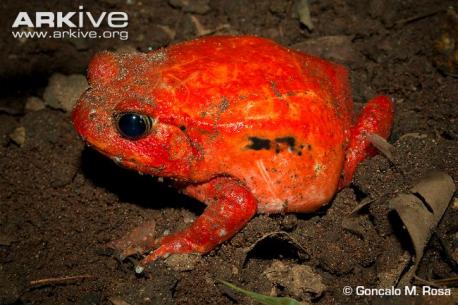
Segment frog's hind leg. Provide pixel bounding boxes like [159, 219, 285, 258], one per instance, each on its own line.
[136, 177, 257, 272]
[339, 95, 394, 188]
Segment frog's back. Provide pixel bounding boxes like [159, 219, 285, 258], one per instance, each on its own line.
[156, 35, 353, 127]
[150, 36, 354, 213]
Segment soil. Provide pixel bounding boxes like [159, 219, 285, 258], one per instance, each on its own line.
[1, 0, 457, 305]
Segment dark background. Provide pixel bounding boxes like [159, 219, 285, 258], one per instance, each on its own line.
[1, 1, 457, 304]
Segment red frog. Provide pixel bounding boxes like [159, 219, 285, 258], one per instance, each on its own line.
[72, 36, 393, 272]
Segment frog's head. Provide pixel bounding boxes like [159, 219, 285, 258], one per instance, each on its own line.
[72, 51, 196, 179]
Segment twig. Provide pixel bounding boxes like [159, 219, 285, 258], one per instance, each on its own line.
[30, 274, 96, 288]
[412, 275, 458, 287]
[393, 8, 444, 28]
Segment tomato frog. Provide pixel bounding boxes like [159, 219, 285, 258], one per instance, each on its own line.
[72, 36, 394, 272]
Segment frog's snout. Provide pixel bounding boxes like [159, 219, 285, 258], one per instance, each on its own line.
[71, 96, 108, 149]
[71, 99, 88, 139]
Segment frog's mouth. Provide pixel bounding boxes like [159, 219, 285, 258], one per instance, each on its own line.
[83, 138, 164, 175]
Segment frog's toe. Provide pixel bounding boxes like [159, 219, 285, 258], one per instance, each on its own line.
[136, 237, 196, 272]
[136, 177, 257, 271]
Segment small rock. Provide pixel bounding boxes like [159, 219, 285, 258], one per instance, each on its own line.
[291, 36, 361, 65]
[25, 97, 45, 112]
[108, 296, 132, 305]
[68, 37, 91, 51]
[0, 115, 18, 146]
[43, 73, 88, 112]
[280, 214, 298, 231]
[433, 7, 458, 77]
[164, 253, 201, 272]
[231, 265, 239, 275]
[181, 210, 196, 224]
[115, 45, 138, 54]
[264, 260, 326, 299]
[9, 127, 26, 147]
[168, 0, 211, 14]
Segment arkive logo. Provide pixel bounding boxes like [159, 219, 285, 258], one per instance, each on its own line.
[12, 5, 128, 28]
[11, 5, 129, 41]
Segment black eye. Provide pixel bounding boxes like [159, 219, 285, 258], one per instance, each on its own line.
[116, 112, 153, 139]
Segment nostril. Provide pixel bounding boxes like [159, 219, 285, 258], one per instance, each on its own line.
[89, 109, 97, 121]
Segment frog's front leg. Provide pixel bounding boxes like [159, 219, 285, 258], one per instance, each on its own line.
[136, 177, 257, 272]
[339, 95, 394, 188]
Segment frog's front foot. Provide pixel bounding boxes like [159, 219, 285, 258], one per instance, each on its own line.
[136, 177, 257, 273]
[339, 95, 394, 188]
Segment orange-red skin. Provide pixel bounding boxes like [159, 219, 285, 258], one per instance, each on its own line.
[72, 36, 394, 267]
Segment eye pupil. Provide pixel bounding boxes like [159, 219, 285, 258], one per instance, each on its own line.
[117, 113, 152, 139]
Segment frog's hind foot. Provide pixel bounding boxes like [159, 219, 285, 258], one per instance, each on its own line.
[136, 177, 257, 272]
[339, 95, 394, 188]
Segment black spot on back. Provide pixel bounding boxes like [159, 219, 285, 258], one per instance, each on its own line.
[275, 136, 296, 149]
[246, 137, 271, 150]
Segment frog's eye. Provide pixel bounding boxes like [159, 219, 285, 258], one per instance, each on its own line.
[115, 112, 154, 140]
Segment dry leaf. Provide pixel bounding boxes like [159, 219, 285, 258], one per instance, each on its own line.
[390, 171, 455, 286]
[189, 15, 230, 36]
[243, 231, 308, 265]
[296, 0, 313, 30]
[367, 133, 396, 163]
[156, 25, 176, 40]
[107, 219, 157, 259]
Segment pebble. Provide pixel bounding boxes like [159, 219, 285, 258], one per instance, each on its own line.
[43, 73, 88, 112]
[25, 97, 45, 112]
[9, 127, 26, 147]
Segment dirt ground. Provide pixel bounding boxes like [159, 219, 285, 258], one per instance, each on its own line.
[1, 0, 457, 304]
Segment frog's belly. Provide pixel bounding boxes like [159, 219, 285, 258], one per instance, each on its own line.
[232, 153, 343, 213]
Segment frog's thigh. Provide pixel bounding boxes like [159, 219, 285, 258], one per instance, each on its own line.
[182, 181, 214, 204]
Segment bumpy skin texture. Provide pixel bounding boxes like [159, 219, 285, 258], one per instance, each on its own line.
[72, 36, 394, 269]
